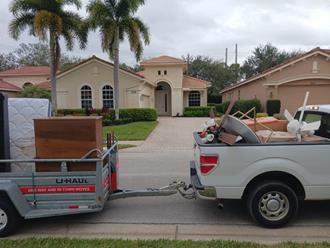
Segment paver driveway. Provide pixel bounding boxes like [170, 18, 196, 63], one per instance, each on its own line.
[124, 117, 208, 152]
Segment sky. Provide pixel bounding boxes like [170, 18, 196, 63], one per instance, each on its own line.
[1, 0, 330, 66]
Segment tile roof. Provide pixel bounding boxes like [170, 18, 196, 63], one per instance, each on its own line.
[141, 55, 186, 66]
[36, 80, 51, 90]
[56, 55, 146, 80]
[0, 66, 50, 76]
[220, 47, 330, 94]
[0, 78, 21, 92]
[182, 75, 209, 89]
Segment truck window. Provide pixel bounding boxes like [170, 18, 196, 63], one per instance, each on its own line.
[295, 111, 330, 139]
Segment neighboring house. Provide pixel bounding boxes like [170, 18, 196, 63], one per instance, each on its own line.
[220, 47, 330, 114]
[0, 79, 21, 97]
[0, 55, 209, 116]
[0, 66, 50, 89]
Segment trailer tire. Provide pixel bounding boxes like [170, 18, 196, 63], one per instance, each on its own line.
[247, 181, 299, 228]
[0, 198, 20, 237]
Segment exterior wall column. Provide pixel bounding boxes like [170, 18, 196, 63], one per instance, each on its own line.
[171, 87, 183, 116]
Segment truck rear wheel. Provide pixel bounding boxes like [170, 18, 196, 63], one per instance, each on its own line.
[247, 181, 299, 228]
[0, 198, 19, 237]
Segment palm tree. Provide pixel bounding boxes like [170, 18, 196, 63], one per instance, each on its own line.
[9, 0, 88, 115]
[87, 0, 150, 119]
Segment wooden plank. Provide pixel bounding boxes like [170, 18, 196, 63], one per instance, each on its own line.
[34, 117, 103, 172]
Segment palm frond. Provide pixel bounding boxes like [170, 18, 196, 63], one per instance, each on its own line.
[116, 0, 145, 17]
[10, 0, 40, 16]
[86, 0, 114, 29]
[8, 13, 35, 39]
[62, 0, 82, 9]
[61, 10, 88, 49]
[132, 17, 150, 45]
[34, 10, 62, 39]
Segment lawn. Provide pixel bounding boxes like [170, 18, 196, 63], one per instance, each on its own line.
[103, 121, 157, 141]
[1, 238, 329, 248]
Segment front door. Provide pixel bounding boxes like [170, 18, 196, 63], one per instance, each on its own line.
[155, 90, 171, 116]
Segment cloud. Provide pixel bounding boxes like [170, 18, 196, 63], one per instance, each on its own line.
[1, 0, 330, 65]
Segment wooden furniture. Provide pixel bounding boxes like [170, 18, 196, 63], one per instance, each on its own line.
[34, 117, 103, 172]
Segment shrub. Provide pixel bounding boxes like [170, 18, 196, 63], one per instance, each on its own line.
[57, 109, 85, 115]
[183, 106, 214, 117]
[119, 108, 157, 122]
[266, 99, 281, 116]
[57, 108, 157, 125]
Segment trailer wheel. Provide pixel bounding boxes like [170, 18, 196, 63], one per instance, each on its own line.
[0, 198, 19, 237]
[247, 181, 299, 228]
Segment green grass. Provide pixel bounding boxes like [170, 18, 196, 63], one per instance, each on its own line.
[1, 238, 330, 248]
[118, 144, 136, 150]
[103, 121, 157, 141]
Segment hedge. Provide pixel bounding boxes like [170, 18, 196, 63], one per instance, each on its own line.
[266, 99, 281, 116]
[183, 106, 214, 117]
[57, 108, 157, 126]
[215, 99, 262, 116]
[119, 108, 157, 122]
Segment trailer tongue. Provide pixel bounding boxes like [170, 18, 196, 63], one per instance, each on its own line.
[109, 180, 196, 200]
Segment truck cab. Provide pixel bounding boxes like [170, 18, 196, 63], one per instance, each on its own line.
[294, 105, 330, 139]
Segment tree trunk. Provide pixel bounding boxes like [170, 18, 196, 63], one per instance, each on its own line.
[49, 31, 57, 116]
[113, 27, 120, 120]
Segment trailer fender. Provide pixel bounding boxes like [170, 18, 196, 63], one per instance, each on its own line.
[0, 182, 31, 217]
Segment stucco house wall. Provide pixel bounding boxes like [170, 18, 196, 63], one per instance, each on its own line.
[56, 58, 154, 109]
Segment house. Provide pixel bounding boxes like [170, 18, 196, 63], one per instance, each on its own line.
[0, 78, 21, 97]
[220, 47, 330, 114]
[0, 66, 50, 90]
[0, 55, 209, 116]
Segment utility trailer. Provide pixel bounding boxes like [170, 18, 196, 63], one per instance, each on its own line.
[0, 143, 194, 237]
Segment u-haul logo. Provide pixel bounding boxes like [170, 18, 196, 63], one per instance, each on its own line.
[56, 178, 89, 184]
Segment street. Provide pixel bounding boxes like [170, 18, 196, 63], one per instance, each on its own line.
[17, 150, 330, 243]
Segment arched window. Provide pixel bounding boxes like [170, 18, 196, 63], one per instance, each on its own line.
[102, 85, 114, 108]
[81, 85, 92, 109]
[188, 91, 201, 106]
[23, 82, 33, 88]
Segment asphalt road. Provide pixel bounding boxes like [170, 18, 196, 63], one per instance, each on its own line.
[17, 150, 330, 242]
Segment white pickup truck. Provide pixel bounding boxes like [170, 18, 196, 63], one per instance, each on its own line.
[191, 105, 330, 228]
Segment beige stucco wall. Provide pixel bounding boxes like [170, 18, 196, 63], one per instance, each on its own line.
[143, 65, 185, 115]
[221, 54, 330, 114]
[1, 75, 48, 88]
[56, 60, 154, 109]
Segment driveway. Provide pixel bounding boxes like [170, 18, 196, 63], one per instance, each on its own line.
[123, 117, 208, 152]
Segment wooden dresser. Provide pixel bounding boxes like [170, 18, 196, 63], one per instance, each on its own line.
[34, 117, 103, 172]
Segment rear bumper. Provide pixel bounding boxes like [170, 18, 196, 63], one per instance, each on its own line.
[190, 161, 216, 200]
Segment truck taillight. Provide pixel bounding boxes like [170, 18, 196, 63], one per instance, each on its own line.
[200, 155, 218, 175]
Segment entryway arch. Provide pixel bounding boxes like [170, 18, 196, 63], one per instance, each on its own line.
[155, 81, 172, 116]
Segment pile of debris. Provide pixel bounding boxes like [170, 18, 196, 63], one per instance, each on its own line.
[199, 92, 327, 145]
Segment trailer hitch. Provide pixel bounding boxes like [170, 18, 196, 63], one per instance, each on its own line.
[108, 180, 196, 201]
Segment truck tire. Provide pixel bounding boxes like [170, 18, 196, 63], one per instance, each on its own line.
[0, 198, 20, 237]
[247, 181, 299, 228]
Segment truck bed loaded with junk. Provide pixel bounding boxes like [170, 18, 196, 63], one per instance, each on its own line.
[0, 91, 329, 236]
[192, 92, 330, 228]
